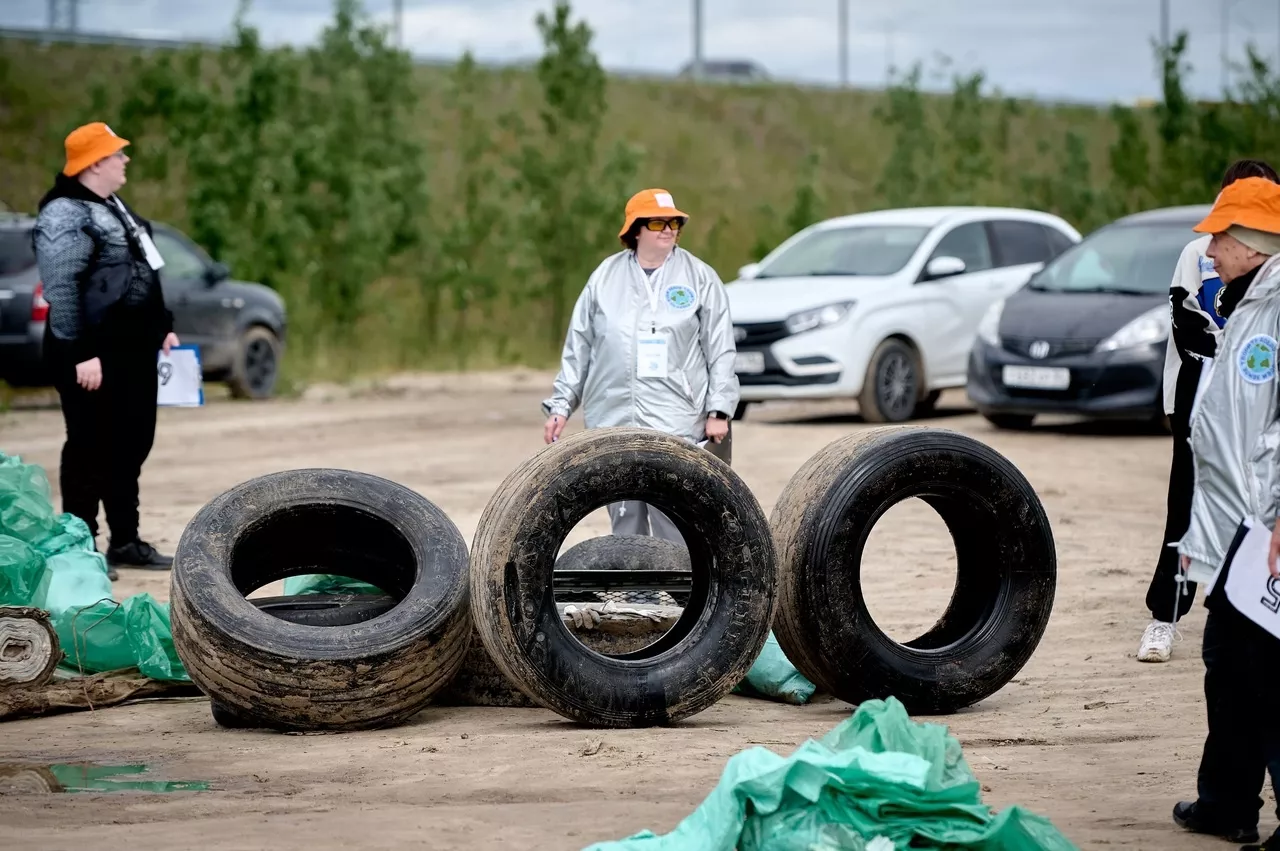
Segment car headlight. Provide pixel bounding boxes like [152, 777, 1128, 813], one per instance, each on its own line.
[784, 302, 855, 335]
[977, 299, 1005, 346]
[1095, 305, 1170, 352]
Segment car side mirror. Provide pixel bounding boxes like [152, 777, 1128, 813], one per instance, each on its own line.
[204, 262, 230, 285]
[737, 262, 761, 281]
[924, 256, 966, 280]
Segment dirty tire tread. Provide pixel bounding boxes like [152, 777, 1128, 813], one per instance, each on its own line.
[771, 426, 1056, 714]
[170, 468, 471, 732]
[470, 427, 777, 728]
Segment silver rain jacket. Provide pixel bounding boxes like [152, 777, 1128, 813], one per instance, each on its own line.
[542, 246, 740, 444]
[1179, 252, 1280, 584]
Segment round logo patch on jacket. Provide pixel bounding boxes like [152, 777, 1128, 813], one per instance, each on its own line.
[665, 284, 696, 310]
[1238, 334, 1278, 383]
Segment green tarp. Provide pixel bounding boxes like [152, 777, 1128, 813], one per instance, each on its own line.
[0, 452, 187, 681]
[582, 697, 1077, 851]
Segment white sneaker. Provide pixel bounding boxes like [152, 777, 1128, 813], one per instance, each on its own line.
[1137, 620, 1176, 662]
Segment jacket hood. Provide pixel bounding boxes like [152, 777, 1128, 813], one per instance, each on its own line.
[38, 172, 109, 211]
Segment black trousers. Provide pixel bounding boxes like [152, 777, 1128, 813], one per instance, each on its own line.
[1195, 602, 1280, 826]
[51, 345, 158, 547]
[1146, 404, 1198, 622]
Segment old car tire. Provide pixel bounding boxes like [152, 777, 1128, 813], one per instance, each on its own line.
[470, 427, 777, 728]
[170, 468, 471, 732]
[771, 426, 1056, 714]
[227, 325, 281, 400]
[555, 534, 691, 606]
[859, 338, 922, 424]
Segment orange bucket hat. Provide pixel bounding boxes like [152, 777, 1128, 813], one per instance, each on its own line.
[1194, 176, 1280, 235]
[618, 188, 690, 240]
[62, 122, 130, 177]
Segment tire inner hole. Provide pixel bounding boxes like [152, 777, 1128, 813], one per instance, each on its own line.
[861, 497, 961, 647]
[551, 505, 696, 659]
[230, 504, 409, 624]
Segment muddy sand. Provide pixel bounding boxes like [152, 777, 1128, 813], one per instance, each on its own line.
[0, 373, 1249, 849]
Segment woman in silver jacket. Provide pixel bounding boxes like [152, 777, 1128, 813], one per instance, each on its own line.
[541, 188, 740, 542]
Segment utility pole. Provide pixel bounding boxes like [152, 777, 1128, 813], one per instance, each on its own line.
[393, 0, 403, 47]
[838, 0, 849, 87]
[47, 0, 78, 32]
[696, 0, 706, 79]
[1222, 0, 1242, 94]
[1159, 0, 1169, 51]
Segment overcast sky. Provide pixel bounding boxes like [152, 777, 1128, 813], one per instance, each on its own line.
[4, 0, 1279, 103]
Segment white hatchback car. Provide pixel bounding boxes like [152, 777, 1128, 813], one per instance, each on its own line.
[726, 206, 1082, 422]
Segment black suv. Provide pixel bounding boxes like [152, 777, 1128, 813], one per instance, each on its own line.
[0, 211, 286, 399]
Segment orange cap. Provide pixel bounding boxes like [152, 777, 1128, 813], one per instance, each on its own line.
[618, 188, 689, 239]
[1194, 176, 1280, 235]
[62, 122, 130, 177]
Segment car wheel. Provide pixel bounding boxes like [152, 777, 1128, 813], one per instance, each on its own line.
[227, 326, 281, 400]
[858, 339, 921, 423]
[983, 412, 1035, 430]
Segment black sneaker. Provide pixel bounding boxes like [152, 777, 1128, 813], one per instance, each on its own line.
[1243, 827, 1280, 850]
[106, 540, 173, 571]
[1173, 801, 1259, 844]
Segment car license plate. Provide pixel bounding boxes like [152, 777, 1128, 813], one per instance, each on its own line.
[735, 351, 765, 374]
[1002, 365, 1070, 390]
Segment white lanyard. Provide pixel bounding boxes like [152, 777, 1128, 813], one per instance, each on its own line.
[109, 196, 165, 271]
[637, 251, 672, 314]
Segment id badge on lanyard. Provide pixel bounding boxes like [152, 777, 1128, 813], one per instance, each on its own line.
[111, 197, 166, 272]
[637, 260, 669, 379]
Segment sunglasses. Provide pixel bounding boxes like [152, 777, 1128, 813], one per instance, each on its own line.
[642, 218, 684, 232]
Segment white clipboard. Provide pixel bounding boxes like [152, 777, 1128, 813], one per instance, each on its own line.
[1219, 516, 1280, 641]
[157, 345, 204, 407]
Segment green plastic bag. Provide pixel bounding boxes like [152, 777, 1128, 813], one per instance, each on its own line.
[0, 533, 45, 606]
[52, 593, 186, 681]
[0, 452, 188, 681]
[734, 633, 817, 706]
[581, 697, 1078, 851]
[0, 452, 58, 543]
[282, 573, 386, 596]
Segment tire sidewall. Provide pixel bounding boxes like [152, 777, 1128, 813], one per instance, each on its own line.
[793, 429, 1056, 712]
[472, 428, 777, 726]
[172, 468, 469, 664]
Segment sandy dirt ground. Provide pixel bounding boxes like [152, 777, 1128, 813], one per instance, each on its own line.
[0, 372, 1261, 850]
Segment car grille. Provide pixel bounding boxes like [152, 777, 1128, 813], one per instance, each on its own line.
[1001, 335, 1102, 359]
[734, 321, 790, 347]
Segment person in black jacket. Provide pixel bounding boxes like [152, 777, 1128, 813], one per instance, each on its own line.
[31, 122, 179, 578]
[1137, 158, 1280, 662]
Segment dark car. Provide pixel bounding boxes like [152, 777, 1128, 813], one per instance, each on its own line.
[0, 212, 286, 399]
[965, 204, 1210, 430]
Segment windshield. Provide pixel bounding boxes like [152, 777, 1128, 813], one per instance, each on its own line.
[1027, 222, 1197, 294]
[756, 225, 930, 278]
